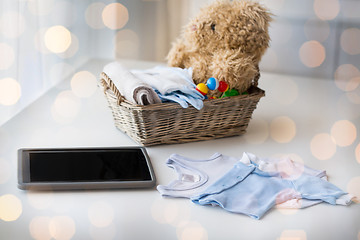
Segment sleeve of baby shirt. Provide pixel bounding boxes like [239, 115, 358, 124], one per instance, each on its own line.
[292, 175, 354, 206]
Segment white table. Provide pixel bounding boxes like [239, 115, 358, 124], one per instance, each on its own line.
[1, 59, 359, 240]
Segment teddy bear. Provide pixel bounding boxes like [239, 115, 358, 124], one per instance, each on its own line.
[167, 0, 272, 97]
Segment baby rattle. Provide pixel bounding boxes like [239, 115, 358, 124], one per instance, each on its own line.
[196, 77, 240, 99]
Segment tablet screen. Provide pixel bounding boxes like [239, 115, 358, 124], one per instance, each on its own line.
[28, 149, 152, 182]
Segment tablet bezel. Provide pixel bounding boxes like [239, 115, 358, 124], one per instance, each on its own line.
[18, 147, 156, 190]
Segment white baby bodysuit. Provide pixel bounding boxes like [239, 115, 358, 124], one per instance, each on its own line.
[157, 152, 328, 208]
[157, 153, 239, 199]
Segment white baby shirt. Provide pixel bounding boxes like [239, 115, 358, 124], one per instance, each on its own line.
[157, 152, 330, 208]
[157, 153, 239, 199]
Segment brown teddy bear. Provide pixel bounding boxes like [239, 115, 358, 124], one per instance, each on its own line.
[167, 0, 272, 97]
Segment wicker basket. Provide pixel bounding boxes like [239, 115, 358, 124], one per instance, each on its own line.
[99, 71, 265, 146]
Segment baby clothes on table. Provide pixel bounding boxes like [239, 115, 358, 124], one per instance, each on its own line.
[157, 153, 239, 199]
[191, 161, 353, 219]
[241, 152, 328, 208]
[157, 152, 331, 209]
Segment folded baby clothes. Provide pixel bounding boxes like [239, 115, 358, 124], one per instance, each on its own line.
[103, 62, 204, 109]
[157, 152, 331, 209]
[191, 161, 353, 220]
[103, 62, 161, 105]
[132, 66, 204, 110]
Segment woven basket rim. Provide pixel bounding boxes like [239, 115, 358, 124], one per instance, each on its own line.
[100, 72, 265, 111]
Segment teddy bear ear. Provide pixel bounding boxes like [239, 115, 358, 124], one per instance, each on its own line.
[243, 2, 273, 31]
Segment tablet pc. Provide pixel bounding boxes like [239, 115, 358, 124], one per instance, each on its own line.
[18, 147, 156, 190]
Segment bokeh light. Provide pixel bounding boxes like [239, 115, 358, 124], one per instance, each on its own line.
[151, 199, 172, 224]
[313, 0, 340, 20]
[0, 11, 26, 39]
[88, 201, 115, 228]
[347, 176, 360, 200]
[102, 3, 129, 30]
[71, 71, 97, 98]
[341, 28, 360, 55]
[0, 42, 15, 70]
[334, 64, 360, 92]
[44, 25, 72, 53]
[304, 19, 330, 42]
[244, 118, 269, 144]
[49, 216, 76, 240]
[272, 153, 305, 179]
[29, 216, 52, 240]
[114, 29, 140, 59]
[346, 90, 360, 105]
[278, 230, 307, 240]
[176, 221, 208, 240]
[310, 133, 336, 160]
[85, 2, 106, 29]
[270, 116, 296, 143]
[28, 0, 54, 16]
[356, 143, 360, 164]
[330, 120, 357, 147]
[89, 223, 116, 240]
[151, 199, 191, 226]
[57, 33, 79, 59]
[0, 194, 22, 222]
[0, 78, 22, 106]
[299, 40, 326, 68]
[0, 158, 11, 184]
[51, 90, 81, 124]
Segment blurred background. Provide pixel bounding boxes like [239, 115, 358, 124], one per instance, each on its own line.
[0, 0, 359, 126]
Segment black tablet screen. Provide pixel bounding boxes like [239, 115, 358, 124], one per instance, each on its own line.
[28, 149, 152, 182]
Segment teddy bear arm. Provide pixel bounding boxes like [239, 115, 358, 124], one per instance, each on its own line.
[166, 41, 189, 68]
[210, 51, 258, 92]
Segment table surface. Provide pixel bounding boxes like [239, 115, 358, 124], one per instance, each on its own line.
[0, 59, 359, 240]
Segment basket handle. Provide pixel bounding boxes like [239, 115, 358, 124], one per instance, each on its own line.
[100, 72, 125, 105]
[252, 64, 260, 87]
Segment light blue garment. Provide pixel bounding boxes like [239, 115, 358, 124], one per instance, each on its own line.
[157, 90, 204, 110]
[191, 162, 351, 220]
[132, 66, 205, 109]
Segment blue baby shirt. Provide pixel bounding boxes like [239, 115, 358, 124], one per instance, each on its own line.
[191, 161, 352, 220]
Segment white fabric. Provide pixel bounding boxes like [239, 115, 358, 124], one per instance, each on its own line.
[157, 153, 239, 199]
[103, 62, 161, 105]
[132, 66, 196, 95]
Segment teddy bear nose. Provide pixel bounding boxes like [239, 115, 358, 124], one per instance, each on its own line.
[191, 25, 197, 31]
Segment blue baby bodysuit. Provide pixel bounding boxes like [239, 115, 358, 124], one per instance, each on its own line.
[191, 161, 353, 220]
